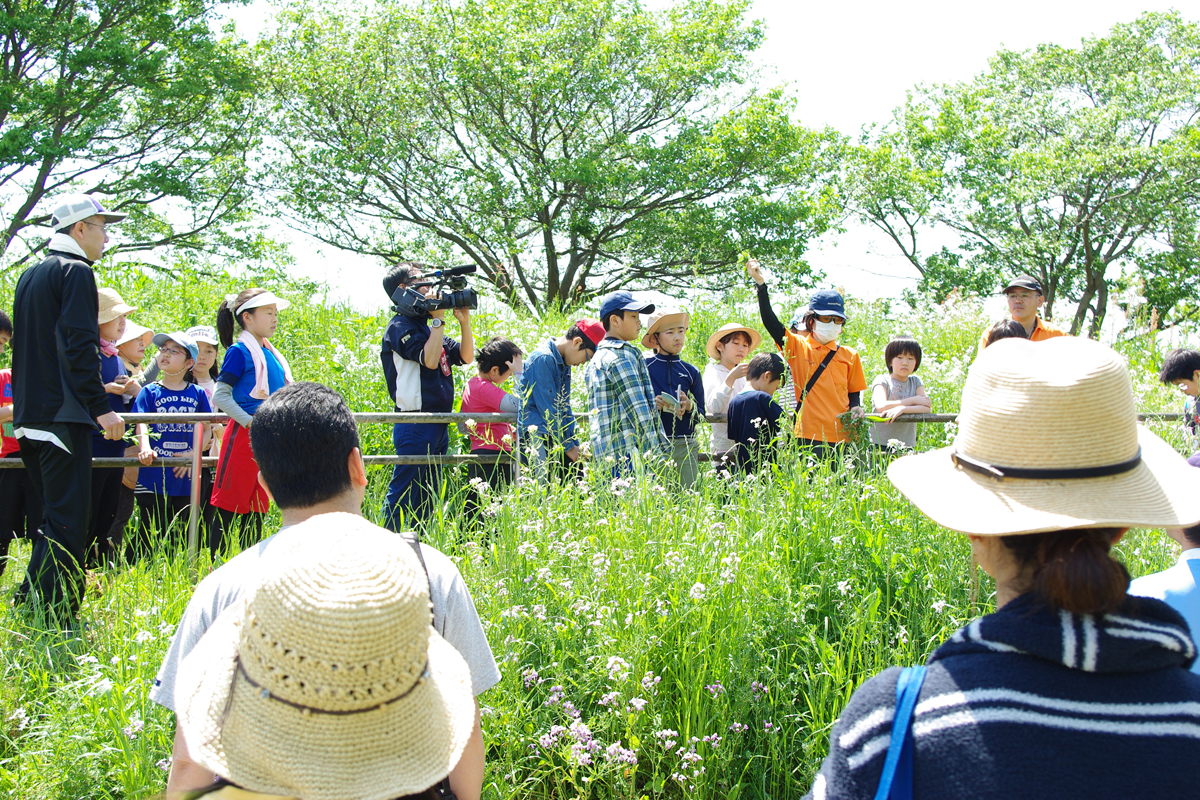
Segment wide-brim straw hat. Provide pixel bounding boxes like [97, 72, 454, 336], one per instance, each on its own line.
[97, 287, 137, 324]
[174, 513, 475, 800]
[705, 323, 762, 361]
[889, 337, 1200, 536]
[641, 308, 690, 349]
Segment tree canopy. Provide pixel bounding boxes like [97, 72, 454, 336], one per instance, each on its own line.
[847, 11, 1200, 336]
[267, 0, 842, 314]
[0, 0, 266, 271]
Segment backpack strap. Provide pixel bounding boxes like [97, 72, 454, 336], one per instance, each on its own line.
[873, 665, 926, 800]
[396, 529, 431, 587]
[797, 346, 838, 411]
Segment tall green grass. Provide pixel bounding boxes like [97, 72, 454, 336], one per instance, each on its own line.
[0, 266, 1191, 798]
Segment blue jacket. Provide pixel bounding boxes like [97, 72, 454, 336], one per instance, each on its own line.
[645, 353, 705, 439]
[517, 339, 579, 451]
[380, 314, 463, 414]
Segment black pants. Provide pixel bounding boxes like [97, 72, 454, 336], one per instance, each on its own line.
[127, 493, 193, 563]
[463, 448, 513, 530]
[0, 452, 44, 580]
[97, 483, 137, 566]
[86, 467, 122, 568]
[18, 424, 94, 613]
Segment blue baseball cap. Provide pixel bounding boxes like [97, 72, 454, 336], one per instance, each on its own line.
[153, 331, 199, 362]
[808, 289, 846, 320]
[599, 290, 655, 320]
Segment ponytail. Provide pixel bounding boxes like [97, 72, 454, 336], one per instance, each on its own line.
[216, 288, 269, 348]
[1001, 527, 1129, 615]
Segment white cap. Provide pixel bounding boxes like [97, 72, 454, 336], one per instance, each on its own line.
[226, 291, 291, 317]
[186, 325, 219, 345]
[115, 321, 153, 347]
[49, 194, 127, 231]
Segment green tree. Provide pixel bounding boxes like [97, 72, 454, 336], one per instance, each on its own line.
[848, 11, 1200, 336]
[0, 0, 266, 270]
[267, 0, 841, 314]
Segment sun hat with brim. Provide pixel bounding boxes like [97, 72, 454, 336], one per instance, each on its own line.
[641, 309, 690, 349]
[115, 321, 153, 348]
[174, 513, 475, 800]
[226, 291, 292, 317]
[98, 288, 137, 324]
[49, 193, 127, 231]
[888, 337, 1200, 536]
[705, 323, 762, 361]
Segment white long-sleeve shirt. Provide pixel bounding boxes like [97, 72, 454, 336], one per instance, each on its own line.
[703, 362, 747, 454]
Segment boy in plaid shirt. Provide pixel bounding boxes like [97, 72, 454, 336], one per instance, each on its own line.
[586, 291, 671, 477]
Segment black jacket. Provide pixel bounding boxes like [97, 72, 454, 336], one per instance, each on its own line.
[12, 250, 110, 428]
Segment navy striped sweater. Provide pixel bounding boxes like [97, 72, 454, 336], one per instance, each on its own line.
[804, 594, 1200, 799]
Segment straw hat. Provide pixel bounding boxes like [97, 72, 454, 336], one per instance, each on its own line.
[889, 337, 1200, 536]
[174, 513, 475, 800]
[705, 323, 762, 361]
[641, 308, 690, 349]
[97, 288, 137, 324]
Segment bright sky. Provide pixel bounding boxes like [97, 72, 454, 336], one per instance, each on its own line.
[218, 0, 1200, 314]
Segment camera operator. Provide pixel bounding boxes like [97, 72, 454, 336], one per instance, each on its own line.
[380, 262, 474, 531]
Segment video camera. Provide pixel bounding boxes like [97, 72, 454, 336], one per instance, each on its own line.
[391, 265, 480, 319]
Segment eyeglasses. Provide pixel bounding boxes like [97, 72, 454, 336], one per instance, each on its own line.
[1006, 292, 1038, 300]
[159, 346, 187, 358]
[813, 314, 844, 324]
[81, 221, 107, 233]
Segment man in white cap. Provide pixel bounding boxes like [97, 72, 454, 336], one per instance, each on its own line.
[11, 193, 126, 614]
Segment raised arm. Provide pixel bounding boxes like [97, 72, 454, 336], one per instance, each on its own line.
[747, 260, 787, 348]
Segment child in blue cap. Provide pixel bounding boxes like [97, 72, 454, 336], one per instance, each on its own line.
[585, 291, 671, 477]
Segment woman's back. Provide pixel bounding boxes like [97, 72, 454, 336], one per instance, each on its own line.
[809, 594, 1200, 800]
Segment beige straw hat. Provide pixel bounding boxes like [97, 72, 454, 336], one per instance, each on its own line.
[174, 513, 475, 800]
[705, 323, 762, 361]
[889, 336, 1200, 536]
[97, 288, 137, 324]
[641, 308, 690, 349]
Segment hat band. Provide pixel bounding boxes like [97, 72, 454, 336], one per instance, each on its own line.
[950, 447, 1142, 482]
[233, 657, 429, 716]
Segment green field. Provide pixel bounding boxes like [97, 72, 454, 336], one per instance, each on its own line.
[0, 267, 1190, 798]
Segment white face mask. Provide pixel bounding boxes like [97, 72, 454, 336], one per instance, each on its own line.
[813, 320, 843, 343]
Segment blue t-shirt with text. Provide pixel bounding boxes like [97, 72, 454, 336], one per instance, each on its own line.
[132, 383, 212, 496]
[217, 342, 286, 417]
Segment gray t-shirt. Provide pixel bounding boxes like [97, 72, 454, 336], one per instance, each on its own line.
[150, 525, 501, 710]
[868, 373, 923, 448]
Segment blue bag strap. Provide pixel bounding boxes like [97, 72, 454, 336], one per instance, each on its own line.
[872, 665, 927, 800]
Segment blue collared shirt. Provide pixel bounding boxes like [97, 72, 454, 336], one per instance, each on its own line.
[517, 339, 579, 451]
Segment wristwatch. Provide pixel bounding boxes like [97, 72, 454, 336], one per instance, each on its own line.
[429, 318, 444, 329]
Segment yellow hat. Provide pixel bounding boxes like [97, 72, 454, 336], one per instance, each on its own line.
[641, 308, 690, 349]
[705, 323, 762, 361]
